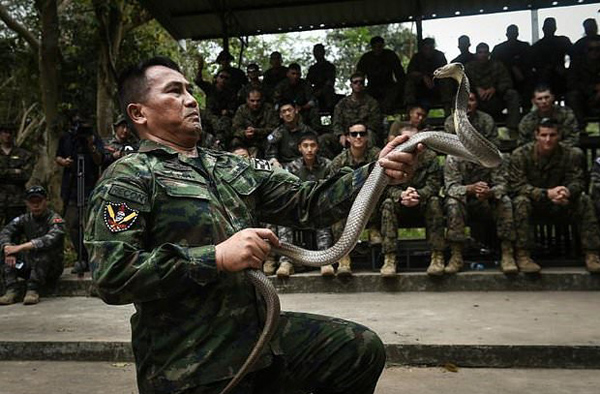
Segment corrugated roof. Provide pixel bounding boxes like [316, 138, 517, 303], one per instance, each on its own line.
[139, 0, 600, 40]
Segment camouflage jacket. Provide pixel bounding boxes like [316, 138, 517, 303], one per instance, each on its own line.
[286, 155, 332, 182]
[444, 110, 500, 148]
[265, 122, 315, 164]
[517, 105, 579, 147]
[84, 139, 374, 392]
[273, 78, 315, 107]
[328, 146, 381, 175]
[386, 149, 441, 202]
[231, 103, 279, 142]
[332, 94, 383, 138]
[508, 142, 584, 201]
[0, 146, 34, 207]
[103, 136, 139, 168]
[0, 209, 65, 261]
[465, 60, 513, 93]
[590, 157, 600, 213]
[444, 155, 509, 200]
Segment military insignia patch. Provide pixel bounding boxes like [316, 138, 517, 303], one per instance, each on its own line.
[103, 202, 139, 233]
[252, 158, 272, 171]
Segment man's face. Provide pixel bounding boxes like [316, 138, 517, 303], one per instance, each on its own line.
[0, 130, 12, 145]
[247, 69, 259, 81]
[115, 124, 130, 141]
[298, 139, 319, 161]
[467, 93, 478, 114]
[422, 43, 434, 58]
[215, 71, 230, 88]
[270, 54, 282, 67]
[532, 90, 554, 113]
[458, 38, 470, 52]
[372, 42, 384, 55]
[535, 126, 560, 155]
[313, 46, 325, 61]
[26, 197, 48, 217]
[232, 147, 249, 158]
[279, 104, 298, 124]
[287, 68, 301, 85]
[409, 107, 427, 127]
[476, 46, 490, 62]
[350, 76, 365, 94]
[133, 65, 200, 148]
[347, 124, 368, 150]
[247, 91, 262, 111]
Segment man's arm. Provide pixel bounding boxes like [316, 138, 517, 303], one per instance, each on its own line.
[508, 147, 547, 201]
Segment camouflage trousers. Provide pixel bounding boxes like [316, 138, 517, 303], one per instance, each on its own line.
[181, 312, 386, 394]
[3, 254, 64, 292]
[331, 209, 380, 244]
[513, 194, 600, 251]
[380, 196, 445, 254]
[279, 226, 332, 265]
[445, 195, 516, 243]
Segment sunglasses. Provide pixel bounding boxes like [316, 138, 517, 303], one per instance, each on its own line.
[351, 79, 365, 85]
[349, 131, 368, 138]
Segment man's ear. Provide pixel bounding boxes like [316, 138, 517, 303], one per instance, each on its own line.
[127, 103, 146, 127]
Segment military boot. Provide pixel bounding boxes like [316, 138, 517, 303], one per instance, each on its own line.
[369, 228, 383, 245]
[320, 264, 335, 277]
[585, 252, 600, 273]
[515, 249, 541, 273]
[276, 261, 294, 279]
[444, 243, 464, 274]
[23, 290, 40, 305]
[500, 241, 518, 274]
[337, 255, 353, 277]
[426, 250, 445, 276]
[0, 289, 20, 305]
[380, 253, 397, 277]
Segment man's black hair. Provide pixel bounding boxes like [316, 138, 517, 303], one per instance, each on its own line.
[276, 98, 298, 111]
[288, 63, 301, 72]
[532, 84, 554, 96]
[246, 88, 263, 99]
[117, 56, 182, 126]
[298, 131, 319, 145]
[370, 36, 384, 46]
[349, 71, 365, 81]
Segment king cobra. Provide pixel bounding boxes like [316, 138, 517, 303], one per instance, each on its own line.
[219, 63, 502, 394]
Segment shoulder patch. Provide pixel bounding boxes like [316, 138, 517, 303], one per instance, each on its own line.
[52, 217, 65, 224]
[108, 184, 148, 205]
[103, 202, 140, 233]
[252, 158, 272, 171]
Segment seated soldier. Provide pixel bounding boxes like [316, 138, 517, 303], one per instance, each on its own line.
[518, 85, 579, 147]
[389, 105, 430, 141]
[231, 88, 279, 158]
[237, 63, 265, 105]
[380, 126, 445, 277]
[274, 132, 334, 278]
[566, 37, 600, 129]
[591, 157, 600, 223]
[273, 63, 320, 130]
[444, 152, 518, 275]
[263, 51, 288, 101]
[328, 123, 383, 276]
[103, 115, 139, 168]
[444, 92, 500, 147]
[0, 186, 66, 305]
[509, 118, 600, 273]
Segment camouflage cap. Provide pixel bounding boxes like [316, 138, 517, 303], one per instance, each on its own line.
[25, 185, 48, 200]
[113, 115, 127, 127]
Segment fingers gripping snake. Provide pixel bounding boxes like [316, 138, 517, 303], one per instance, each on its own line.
[219, 63, 502, 394]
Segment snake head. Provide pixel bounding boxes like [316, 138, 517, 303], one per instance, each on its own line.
[433, 63, 464, 81]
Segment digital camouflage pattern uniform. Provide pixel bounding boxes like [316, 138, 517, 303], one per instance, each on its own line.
[444, 109, 500, 148]
[517, 105, 579, 147]
[381, 149, 444, 254]
[508, 142, 600, 252]
[265, 122, 315, 165]
[332, 95, 383, 144]
[84, 140, 385, 394]
[0, 146, 34, 226]
[444, 155, 516, 243]
[0, 210, 65, 292]
[231, 103, 279, 158]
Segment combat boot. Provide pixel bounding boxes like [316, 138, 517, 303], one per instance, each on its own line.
[426, 250, 445, 276]
[0, 289, 20, 305]
[445, 243, 464, 274]
[515, 249, 541, 273]
[585, 252, 600, 273]
[337, 255, 353, 277]
[380, 253, 397, 277]
[500, 241, 518, 274]
[23, 290, 40, 305]
[320, 264, 335, 277]
[276, 261, 294, 279]
[369, 228, 383, 245]
[263, 257, 277, 276]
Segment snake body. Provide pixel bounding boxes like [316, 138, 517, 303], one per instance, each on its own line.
[218, 63, 502, 394]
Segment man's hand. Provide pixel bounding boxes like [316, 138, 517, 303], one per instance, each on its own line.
[215, 228, 280, 272]
[400, 187, 420, 207]
[4, 244, 23, 256]
[339, 134, 347, 147]
[548, 186, 570, 205]
[378, 135, 422, 186]
[4, 255, 16, 268]
[56, 156, 73, 167]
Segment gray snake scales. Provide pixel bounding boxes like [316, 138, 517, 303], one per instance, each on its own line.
[219, 63, 502, 394]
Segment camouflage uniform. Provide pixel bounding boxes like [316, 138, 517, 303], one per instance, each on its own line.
[265, 122, 315, 165]
[508, 142, 600, 251]
[356, 49, 405, 114]
[84, 140, 385, 393]
[444, 109, 500, 148]
[103, 136, 139, 168]
[0, 210, 65, 292]
[231, 103, 279, 158]
[332, 94, 383, 145]
[381, 149, 444, 254]
[273, 79, 320, 130]
[0, 145, 34, 226]
[465, 60, 521, 130]
[517, 105, 579, 147]
[329, 147, 382, 241]
[444, 155, 516, 243]
[591, 157, 600, 222]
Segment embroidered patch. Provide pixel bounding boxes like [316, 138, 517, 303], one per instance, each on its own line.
[103, 202, 139, 233]
[53, 217, 65, 224]
[109, 184, 148, 205]
[252, 158, 272, 171]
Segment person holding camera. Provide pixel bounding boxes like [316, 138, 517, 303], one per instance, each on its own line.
[56, 115, 104, 275]
[103, 115, 138, 168]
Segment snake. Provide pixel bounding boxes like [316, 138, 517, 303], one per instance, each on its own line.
[218, 63, 502, 394]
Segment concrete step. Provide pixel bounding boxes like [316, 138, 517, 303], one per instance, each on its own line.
[55, 267, 600, 296]
[1, 363, 599, 394]
[0, 292, 599, 368]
